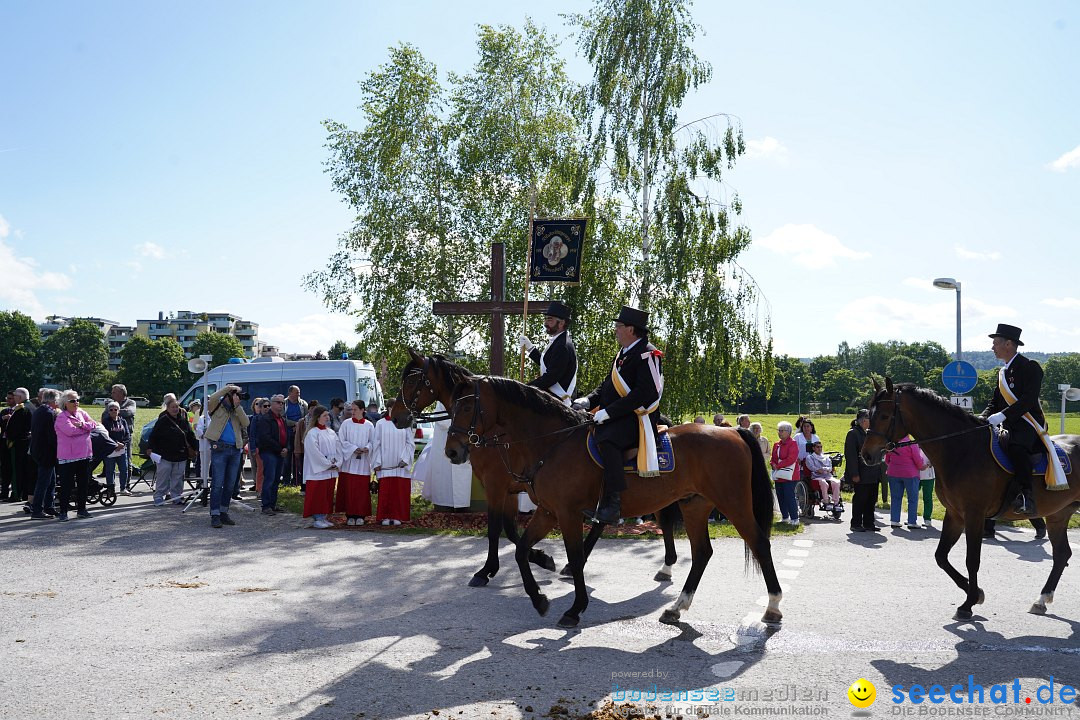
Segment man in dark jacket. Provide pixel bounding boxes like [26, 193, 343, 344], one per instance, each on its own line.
[257, 394, 290, 515]
[980, 323, 1045, 516]
[572, 306, 664, 524]
[29, 388, 60, 519]
[6, 388, 34, 503]
[845, 409, 883, 532]
[519, 301, 578, 405]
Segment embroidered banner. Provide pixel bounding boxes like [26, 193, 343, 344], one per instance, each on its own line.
[529, 218, 586, 284]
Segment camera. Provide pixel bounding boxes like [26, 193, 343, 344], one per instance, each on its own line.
[236, 391, 250, 401]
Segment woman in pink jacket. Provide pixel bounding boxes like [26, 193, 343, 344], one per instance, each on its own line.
[884, 435, 928, 529]
[54, 390, 97, 521]
[770, 421, 801, 526]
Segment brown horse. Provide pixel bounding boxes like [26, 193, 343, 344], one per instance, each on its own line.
[444, 375, 782, 629]
[389, 349, 683, 587]
[861, 378, 1080, 620]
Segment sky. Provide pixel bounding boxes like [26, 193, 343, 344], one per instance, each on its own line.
[1, 1, 1078, 359]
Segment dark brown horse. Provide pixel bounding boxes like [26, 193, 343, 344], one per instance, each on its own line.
[861, 378, 1080, 620]
[444, 375, 782, 628]
[389, 349, 683, 587]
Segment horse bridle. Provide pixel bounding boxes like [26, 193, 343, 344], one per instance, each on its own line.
[867, 386, 992, 461]
[399, 358, 450, 423]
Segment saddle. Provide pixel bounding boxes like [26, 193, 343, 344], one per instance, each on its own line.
[586, 427, 675, 474]
[989, 427, 1072, 476]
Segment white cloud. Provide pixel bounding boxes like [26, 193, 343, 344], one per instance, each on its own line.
[756, 223, 870, 269]
[745, 136, 788, 162]
[833, 294, 1016, 348]
[260, 313, 361, 355]
[135, 241, 167, 259]
[0, 214, 73, 318]
[1048, 145, 1080, 172]
[955, 245, 1001, 261]
[1042, 297, 1080, 309]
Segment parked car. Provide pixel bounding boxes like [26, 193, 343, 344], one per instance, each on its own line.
[130, 397, 150, 407]
[414, 421, 434, 457]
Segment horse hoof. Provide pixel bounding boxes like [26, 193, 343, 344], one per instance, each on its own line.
[533, 552, 557, 573]
[534, 594, 550, 617]
[761, 609, 783, 626]
[954, 607, 973, 620]
[557, 613, 579, 628]
[1029, 603, 1047, 615]
[653, 571, 672, 582]
[560, 564, 573, 577]
[468, 574, 489, 588]
[976, 589, 985, 605]
[659, 609, 681, 625]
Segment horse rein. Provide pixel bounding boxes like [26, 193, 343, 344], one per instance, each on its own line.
[868, 386, 991, 456]
[399, 363, 451, 423]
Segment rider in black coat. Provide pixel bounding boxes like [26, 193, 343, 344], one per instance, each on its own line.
[520, 301, 578, 404]
[573, 306, 663, 524]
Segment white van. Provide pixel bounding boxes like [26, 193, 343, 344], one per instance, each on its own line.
[139, 358, 385, 456]
[178, 357, 385, 413]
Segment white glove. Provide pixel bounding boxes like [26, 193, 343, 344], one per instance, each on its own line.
[518, 334, 534, 352]
[572, 398, 591, 411]
[987, 412, 1006, 426]
[593, 409, 610, 425]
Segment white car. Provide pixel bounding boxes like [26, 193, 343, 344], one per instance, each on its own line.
[414, 422, 434, 456]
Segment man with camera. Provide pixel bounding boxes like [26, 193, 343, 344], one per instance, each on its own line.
[204, 385, 250, 529]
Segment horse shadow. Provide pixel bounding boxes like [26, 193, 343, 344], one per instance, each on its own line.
[872, 615, 1080, 705]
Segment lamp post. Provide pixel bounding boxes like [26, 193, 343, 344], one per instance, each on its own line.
[933, 278, 962, 361]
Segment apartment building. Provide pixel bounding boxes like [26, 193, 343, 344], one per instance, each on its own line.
[134, 311, 260, 359]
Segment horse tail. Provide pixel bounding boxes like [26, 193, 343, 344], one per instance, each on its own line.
[736, 427, 774, 573]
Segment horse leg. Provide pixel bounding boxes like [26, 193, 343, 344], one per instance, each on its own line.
[660, 502, 713, 625]
[502, 493, 556, 572]
[715, 496, 783, 626]
[561, 522, 604, 577]
[1030, 512, 1073, 614]
[955, 514, 988, 620]
[556, 517, 590, 628]
[934, 509, 971, 595]
[513, 508, 558, 618]
[469, 505, 504, 587]
[653, 501, 681, 582]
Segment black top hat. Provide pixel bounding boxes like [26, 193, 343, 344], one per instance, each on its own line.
[543, 301, 571, 320]
[989, 323, 1024, 346]
[613, 305, 649, 331]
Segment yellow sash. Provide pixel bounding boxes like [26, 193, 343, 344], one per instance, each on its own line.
[610, 351, 663, 477]
[998, 367, 1069, 491]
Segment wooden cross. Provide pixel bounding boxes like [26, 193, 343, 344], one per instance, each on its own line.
[432, 242, 526, 376]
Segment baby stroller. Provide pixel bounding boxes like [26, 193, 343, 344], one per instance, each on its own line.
[796, 451, 845, 521]
[85, 477, 117, 507]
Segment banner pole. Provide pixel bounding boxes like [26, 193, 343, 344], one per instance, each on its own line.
[521, 218, 534, 381]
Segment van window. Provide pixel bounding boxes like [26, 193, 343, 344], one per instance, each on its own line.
[356, 376, 381, 408]
[180, 384, 217, 409]
[238, 380, 348, 414]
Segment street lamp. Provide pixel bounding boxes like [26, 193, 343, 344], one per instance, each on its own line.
[933, 278, 962, 361]
[1058, 383, 1080, 434]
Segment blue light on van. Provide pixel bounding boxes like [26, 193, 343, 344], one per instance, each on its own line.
[341, 353, 349, 360]
[227, 357, 245, 364]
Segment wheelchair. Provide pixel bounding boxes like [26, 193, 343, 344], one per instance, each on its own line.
[795, 451, 845, 521]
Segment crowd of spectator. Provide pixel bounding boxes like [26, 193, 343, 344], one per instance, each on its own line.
[0, 382, 418, 531]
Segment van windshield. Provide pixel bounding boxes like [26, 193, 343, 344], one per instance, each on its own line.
[356, 376, 381, 409]
[234, 379, 349, 414]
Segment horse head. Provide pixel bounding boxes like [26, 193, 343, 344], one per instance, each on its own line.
[444, 377, 488, 465]
[860, 376, 908, 465]
[390, 348, 437, 429]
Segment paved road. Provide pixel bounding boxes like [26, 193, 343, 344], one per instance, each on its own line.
[1, 495, 1079, 720]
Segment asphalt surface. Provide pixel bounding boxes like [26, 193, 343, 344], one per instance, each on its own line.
[1, 491, 1080, 720]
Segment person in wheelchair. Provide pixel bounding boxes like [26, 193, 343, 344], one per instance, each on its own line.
[805, 441, 840, 511]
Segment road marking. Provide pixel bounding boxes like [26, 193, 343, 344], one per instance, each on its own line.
[793, 539, 813, 548]
[787, 549, 809, 557]
[781, 559, 804, 568]
[776, 569, 799, 580]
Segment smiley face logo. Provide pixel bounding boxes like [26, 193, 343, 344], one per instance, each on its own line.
[847, 678, 876, 708]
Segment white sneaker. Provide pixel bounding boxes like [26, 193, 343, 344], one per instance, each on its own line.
[381, 519, 391, 526]
[356, 517, 364, 526]
[312, 519, 332, 529]
[906, 523, 920, 529]
[391, 519, 402, 526]
[346, 518, 356, 526]
[790, 519, 800, 527]
[891, 523, 901, 528]
[923, 520, 933, 528]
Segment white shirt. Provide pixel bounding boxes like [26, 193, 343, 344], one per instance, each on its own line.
[372, 417, 415, 478]
[303, 426, 341, 482]
[338, 417, 374, 476]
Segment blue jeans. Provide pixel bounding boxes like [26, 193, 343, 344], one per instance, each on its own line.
[260, 450, 283, 510]
[888, 475, 920, 525]
[104, 454, 130, 491]
[210, 445, 242, 516]
[775, 482, 799, 522]
[31, 464, 56, 515]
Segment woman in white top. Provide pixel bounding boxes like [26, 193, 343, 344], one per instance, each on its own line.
[336, 400, 374, 525]
[302, 406, 340, 529]
[794, 419, 819, 481]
